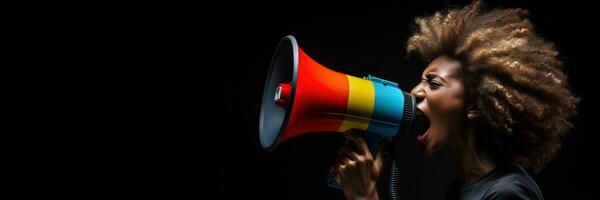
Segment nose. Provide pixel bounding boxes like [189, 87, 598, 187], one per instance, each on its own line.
[411, 85, 426, 103]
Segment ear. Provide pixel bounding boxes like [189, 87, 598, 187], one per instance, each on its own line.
[466, 104, 481, 119]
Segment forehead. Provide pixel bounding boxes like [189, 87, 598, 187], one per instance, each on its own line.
[423, 56, 462, 78]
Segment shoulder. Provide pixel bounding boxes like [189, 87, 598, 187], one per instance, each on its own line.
[483, 172, 543, 200]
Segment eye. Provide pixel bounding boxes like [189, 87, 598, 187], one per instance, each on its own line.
[428, 81, 441, 89]
[422, 77, 442, 89]
[430, 79, 443, 86]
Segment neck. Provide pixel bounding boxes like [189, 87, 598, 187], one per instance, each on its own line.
[448, 125, 497, 183]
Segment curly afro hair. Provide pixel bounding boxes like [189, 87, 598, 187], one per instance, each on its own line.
[406, 0, 579, 172]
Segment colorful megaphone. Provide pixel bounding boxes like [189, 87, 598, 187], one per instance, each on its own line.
[259, 35, 428, 188]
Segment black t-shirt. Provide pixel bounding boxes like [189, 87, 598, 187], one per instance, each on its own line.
[445, 163, 544, 200]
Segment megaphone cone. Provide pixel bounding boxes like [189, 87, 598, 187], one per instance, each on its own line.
[259, 35, 422, 151]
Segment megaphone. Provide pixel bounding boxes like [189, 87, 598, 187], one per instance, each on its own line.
[259, 35, 428, 188]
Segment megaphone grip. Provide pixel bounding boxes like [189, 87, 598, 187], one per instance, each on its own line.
[327, 131, 385, 189]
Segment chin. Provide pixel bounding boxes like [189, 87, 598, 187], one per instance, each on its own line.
[418, 131, 433, 156]
[423, 142, 436, 157]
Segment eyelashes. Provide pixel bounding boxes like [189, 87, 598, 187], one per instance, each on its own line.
[421, 78, 443, 89]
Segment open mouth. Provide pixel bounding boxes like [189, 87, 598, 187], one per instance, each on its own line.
[412, 108, 431, 140]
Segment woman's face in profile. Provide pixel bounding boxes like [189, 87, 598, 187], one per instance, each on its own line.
[411, 56, 467, 156]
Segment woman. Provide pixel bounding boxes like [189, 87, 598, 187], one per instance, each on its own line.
[332, 1, 578, 199]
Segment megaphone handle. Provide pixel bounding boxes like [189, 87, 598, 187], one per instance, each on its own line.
[327, 131, 384, 189]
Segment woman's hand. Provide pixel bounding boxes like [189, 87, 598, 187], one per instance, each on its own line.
[332, 130, 386, 200]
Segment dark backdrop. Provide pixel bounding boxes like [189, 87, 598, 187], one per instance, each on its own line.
[127, 1, 597, 199]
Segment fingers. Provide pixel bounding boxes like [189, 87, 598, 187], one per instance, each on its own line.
[333, 163, 350, 180]
[338, 145, 360, 161]
[332, 163, 343, 185]
[344, 130, 370, 157]
[337, 146, 373, 170]
[334, 163, 348, 186]
[335, 150, 358, 172]
[339, 154, 354, 166]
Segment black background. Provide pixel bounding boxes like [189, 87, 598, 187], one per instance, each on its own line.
[127, 0, 598, 199]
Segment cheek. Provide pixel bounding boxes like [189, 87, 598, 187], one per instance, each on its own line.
[428, 87, 466, 134]
[428, 91, 464, 118]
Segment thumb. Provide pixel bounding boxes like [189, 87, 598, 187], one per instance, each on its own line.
[372, 142, 387, 180]
[375, 142, 387, 164]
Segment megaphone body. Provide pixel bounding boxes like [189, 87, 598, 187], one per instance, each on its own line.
[259, 35, 427, 188]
